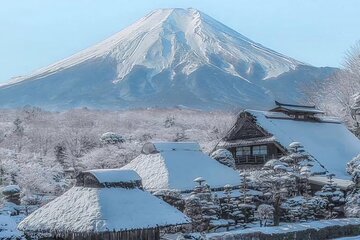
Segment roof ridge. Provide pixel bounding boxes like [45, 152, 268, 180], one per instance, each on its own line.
[275, 100, 316, 109]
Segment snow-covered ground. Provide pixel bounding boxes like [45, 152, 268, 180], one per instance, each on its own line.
[206, 218, 360, 239]
[333, 237, 360, 240]
[0, 215, 25, 239]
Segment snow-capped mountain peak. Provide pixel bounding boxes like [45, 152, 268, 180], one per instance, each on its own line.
[6, 8, 301, 86]
[0, 8, 335, 110]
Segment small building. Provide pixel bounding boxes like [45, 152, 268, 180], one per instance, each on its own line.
[121, 142, 241, 192]
[217, 101, 360, 179]
[18, 169, 190, 240]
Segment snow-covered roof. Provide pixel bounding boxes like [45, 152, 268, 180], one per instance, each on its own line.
[219, 136, 277, 148]
[273, 106, 325, 114]
[272, 101, 325, 114]
[123, 142, 241, 191]
[309, 176, 353, 191]
[247, 110, 360, 179]
[18, 187, 190, 234]
[153, 142, 201, 152]
[142, 142, 201, 154]
[85, 169, 141, 184]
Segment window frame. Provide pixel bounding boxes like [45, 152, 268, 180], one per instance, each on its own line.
[252, 145, 268, 156]
[236, 146, 251, 157]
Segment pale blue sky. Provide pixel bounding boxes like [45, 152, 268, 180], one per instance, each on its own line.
[1, 0, 359, 82]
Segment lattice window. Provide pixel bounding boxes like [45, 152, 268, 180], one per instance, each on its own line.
[236, 146, 251, 157]
[252, 145, 267, 155]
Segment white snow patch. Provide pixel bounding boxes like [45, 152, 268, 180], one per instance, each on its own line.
[0, 215, 24, 239]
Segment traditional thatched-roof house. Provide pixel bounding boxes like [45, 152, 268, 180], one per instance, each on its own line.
[121, 142, 240, 192]
[18, 169, 190, 240]
[217, 101, 360, 179]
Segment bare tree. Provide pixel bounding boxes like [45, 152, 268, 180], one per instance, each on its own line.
[304, 41, 360, 125]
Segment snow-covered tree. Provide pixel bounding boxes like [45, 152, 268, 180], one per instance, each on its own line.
[184, 195, 203, 231]
[164, 116, 175, 128]
[257, 163, 294, 226]
[345, 154, 360, 218]
[257, 204, 274, 227]
[238, 172, 256, 223]
[153, 189, 185, 211]
[347, 154, 360, 187]
[210, 149, 236, 168]
[54, 142, 67, 167]
[345, 191, 360, 217]
[100, 132, 125, 145]
[220, 184, 244, 226]
[265, 179, 289, 226]
[10, 117, 27, 153]
[184, 177, 221, 232]
[304, 41, 360, 124]
[80, 144, 134, 170]
[306, 196, 329, 219]
[281, 196, 327, 222]
[174, 131, 188, 142]
[315, 174, 345, 218]
[279, 142, 314, 196]
[351, 93, 360, 136]
[0, 107, 236, 227]
[351, 93, 360, 120]
[13, 118, 24, 138]
[1, 185, 21, 205]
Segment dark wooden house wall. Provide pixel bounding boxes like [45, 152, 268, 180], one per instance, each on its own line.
[229, 121, 266, 140]
[229, 143, 284, 166]
[75, 173, 142, 189]
[227, 116, 269, 141]
[40, 228, 161, 240]
[223, 114, 286, 167]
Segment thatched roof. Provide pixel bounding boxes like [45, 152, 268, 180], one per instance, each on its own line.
[85, 169, 141, 184]
[272, 101, 325, 114]
[221, 110, 360, 179]
[122, 142, 240, 191]
[18, 169, 190, 236]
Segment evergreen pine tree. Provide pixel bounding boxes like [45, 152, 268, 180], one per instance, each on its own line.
[54, 143, 67, 167]
[315, 174, 345, 218]
[279, 142, 314, 196]
[184, 177, 221, 232]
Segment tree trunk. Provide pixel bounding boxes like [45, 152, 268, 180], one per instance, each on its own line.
[273, 196, 281, 226]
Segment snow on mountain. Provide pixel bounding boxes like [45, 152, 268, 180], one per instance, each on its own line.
[0, 8, 336, 110]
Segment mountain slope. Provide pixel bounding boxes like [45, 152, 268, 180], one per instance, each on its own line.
[0, 8, 336, 110]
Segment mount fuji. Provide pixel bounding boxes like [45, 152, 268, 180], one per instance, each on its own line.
[0, 8, 336, 110]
